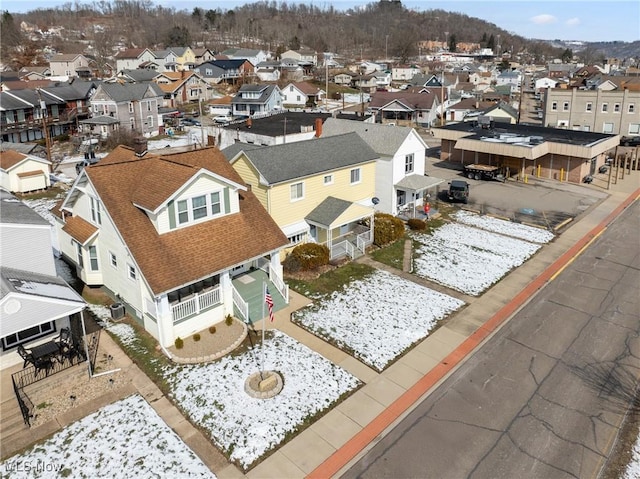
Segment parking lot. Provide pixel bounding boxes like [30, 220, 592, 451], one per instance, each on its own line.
[425, 151, 609, 230]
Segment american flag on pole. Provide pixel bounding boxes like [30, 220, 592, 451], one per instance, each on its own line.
[265, 287, 275, 322]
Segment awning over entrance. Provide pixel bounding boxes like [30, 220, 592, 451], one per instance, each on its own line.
[305, 196, 373, 229]
[395, 174, 445, 191]
[0, 267, 86, 338]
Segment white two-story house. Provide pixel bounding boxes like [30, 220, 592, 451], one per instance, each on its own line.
[321, 118, 443, 215]
[232, 84, 283, 117]
[54, 142, 289, 347]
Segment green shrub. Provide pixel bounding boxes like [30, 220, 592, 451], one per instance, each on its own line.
[407, 218, 427, 230]
[285, 243, 330, 271]
[209, 325, 217, 334]
[374, 213, 405, 246]
[225, 314, 233, 326]
[283, 253, 302, 273]
[174, 337, 184, 349]
[193, 333, 201, 342]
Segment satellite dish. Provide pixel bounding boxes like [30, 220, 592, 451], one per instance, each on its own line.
[372, 197, 380, 205]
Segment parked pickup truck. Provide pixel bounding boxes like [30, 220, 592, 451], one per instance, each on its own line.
[463, 164, 506, 182]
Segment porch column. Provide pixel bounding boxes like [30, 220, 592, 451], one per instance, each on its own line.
[220, 271, 233, 317]
[155, 295, 175, 348]
[269, 253, 283, 277]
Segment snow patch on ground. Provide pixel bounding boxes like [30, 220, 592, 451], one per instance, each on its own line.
[623, 435, 640, 479]
[0, 395, 215, 478]
[413, 223, 541, 296]
[293, 269, 464, 371]
[164, 330, 361, 470]
[452, 210, 555, 243]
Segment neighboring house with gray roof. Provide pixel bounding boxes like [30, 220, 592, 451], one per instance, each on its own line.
[0, 189, 86, 371]
[219, 48, 268, 67]
[0, 81, 94, 144]
[226, 132, 379, 260]
[48, 54, 93, 78]
[232, 84, 283, 117]
[320, 117, 441, 215]
[90, 82, 164, 137]
[116, 69, 159, 83]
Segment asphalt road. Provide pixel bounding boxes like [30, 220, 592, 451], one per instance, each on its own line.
[343, 201, 640, 479]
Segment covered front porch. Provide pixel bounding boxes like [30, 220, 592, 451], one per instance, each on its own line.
[157, 254, 287, 326]
[305, 196, 374, 261]
[395, 174, 445, 218]
[231, 268, 288, 324]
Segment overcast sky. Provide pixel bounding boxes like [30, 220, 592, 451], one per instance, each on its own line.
[3, 0, 639, 43]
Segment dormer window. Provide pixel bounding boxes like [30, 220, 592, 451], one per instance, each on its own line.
[176, 192, 224, 226]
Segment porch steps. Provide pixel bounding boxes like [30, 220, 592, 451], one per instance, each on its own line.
[0, 398, 29, 455]
[0, 363, 89, 458]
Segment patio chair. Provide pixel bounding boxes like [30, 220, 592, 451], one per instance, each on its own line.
[59, 343, 84, 365]
[17, 345, 34, 368]
[33, 355, 54, 377]
[54, 328, 73, 351]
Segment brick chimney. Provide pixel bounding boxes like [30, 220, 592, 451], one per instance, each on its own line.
[134, 137, 148, 157]
[315, 117, 323, 137]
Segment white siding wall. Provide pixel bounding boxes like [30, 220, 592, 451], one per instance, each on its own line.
[57, 183, 146, 315]
[7, 161, 50, 193]
[374, 158, 394, 214]
[1, 224, 56, 276]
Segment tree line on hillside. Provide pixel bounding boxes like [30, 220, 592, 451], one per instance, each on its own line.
[0, 0, 617, 70]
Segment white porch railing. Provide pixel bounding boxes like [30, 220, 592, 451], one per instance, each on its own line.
[267, 264, 289, 303]
[171, 287, 221, 324]
[232, 284, 249, 322]
[330, 240, 355, 260]
[356, 230, 373, 252]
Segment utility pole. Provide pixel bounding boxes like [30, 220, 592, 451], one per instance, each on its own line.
[440, 71, 445, 126]
[199, 98, 205, 147]
[325, 55, 329, 111]
[36, 89, 52, 164]
[385, 35, 389, 62]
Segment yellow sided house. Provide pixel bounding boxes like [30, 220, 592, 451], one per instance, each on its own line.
[54, 142, 289, 340]
[225, 132, 380, 260]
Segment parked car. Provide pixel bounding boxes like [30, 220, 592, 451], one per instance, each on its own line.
[181, 118, 201, 127]
[447, 180, 470, 204]
[620, 136, 640, 147]
[213, 115, 233, 124]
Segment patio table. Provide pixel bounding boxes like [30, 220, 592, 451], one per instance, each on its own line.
[30, 341, 60, 360]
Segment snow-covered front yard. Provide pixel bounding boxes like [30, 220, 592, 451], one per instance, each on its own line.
[413, 221, 543, 296]
[0, 395, 215, 479]
[452, 210, 555, 244]
[106, 322, 360, 471]
[292, 270, 464, 371]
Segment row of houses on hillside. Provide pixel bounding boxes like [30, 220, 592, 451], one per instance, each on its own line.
[20, 46, 322, 82]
